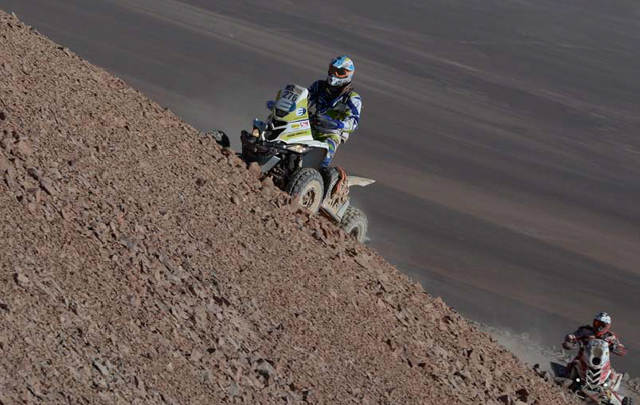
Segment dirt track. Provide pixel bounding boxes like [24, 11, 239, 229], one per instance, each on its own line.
[0, 10, 589, 404]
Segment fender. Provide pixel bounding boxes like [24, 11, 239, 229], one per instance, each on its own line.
[347, 176, 375, 187]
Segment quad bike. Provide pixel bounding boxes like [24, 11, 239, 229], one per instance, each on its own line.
[550, 339, 634, 405]
[211, 84, 374, 243]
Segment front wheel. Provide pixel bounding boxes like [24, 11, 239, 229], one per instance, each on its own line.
[340, 206, 368, 243]
[286, 168, 324, 214]
[622, 397, 635, 405]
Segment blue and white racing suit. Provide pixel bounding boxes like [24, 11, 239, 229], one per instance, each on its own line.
[307, 80, 362, 167]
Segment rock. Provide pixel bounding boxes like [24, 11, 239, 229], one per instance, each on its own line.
[92, 360, 109, 376]
[354, 255, 372, 270]
[255, 359, 277, 384]
[4, 171, 17, 190]
[226, 154, 239, 166]
[27, 167, 40, 180]
[39, 177, 55, 195]
[231, 195, 240, 205]
[27, 202, 38, 214]
[1, 62, 12, 74]
[195, 177, 206, 187]
[0, 137, 12, 152]
[189, 349, 203, 363]
[135, 375, 145, 392]
[261, 187, 273, 197]
[113, 117, 126, 128]
[60, 206, 74, 221]
[14, 140, 33, 158]
[47, 168, 63, 181]
[58, 46, 72, 57]
[497, 394, 515, 405]
[248, 162, 261, 178]
[160, 393, 178, 405]
[229, 381, 240, 397]
[286, 199, 302, 214]
[261, 176, 274, 190]
[515, 388, 529, 402]
[93, 379, 108, 391]
[0, 156, 8, 171]
[14, 272, 30, 287]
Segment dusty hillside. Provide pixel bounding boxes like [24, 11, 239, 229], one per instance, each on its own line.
[0, 10, 580, 404]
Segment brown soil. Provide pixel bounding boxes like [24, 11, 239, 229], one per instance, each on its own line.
[0, 10, 581, 404]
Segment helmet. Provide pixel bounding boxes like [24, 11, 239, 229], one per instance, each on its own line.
[593, 312, 612, 336]
[326, 55, 355, 88]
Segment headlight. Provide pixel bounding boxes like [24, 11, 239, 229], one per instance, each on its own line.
[286, 144, 308, 153]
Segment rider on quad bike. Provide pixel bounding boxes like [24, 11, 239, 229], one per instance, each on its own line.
[210, 56, 373, 242]
[308, 55, 362, 167]
[563, 312, 627, 376]
[269, 55, 362, 168]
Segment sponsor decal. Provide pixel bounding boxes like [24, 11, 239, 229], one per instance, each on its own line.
[296, 107, 307, 117]
[284, 130, 312, 139]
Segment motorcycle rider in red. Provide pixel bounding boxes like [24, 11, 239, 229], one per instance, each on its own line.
[563, 312, 627, 376]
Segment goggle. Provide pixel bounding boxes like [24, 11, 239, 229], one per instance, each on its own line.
[593, 320, 609, 330]
[328, 65, 352, 78]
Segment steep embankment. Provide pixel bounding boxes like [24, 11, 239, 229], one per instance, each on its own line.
[0, 10, 580, 404]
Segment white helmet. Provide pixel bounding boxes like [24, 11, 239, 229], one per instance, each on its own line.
[593, 312, 612, 336]
[326, 55, 355, 88]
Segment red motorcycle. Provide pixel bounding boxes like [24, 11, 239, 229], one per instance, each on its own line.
[551, 339, 633, 405]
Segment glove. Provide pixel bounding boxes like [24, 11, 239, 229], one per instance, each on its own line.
[562, 334, 576, 350]
[315, 114, 344, 130]
[266, 100, 275, 110]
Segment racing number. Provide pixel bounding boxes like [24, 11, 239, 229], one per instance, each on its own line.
[282, 90, 299, 102]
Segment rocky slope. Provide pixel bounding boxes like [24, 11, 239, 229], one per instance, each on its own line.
[0, 10, 581, 404]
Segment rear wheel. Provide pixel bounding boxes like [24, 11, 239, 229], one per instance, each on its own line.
[286, 168, 324, 214]
[340, 206, 368, 243]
